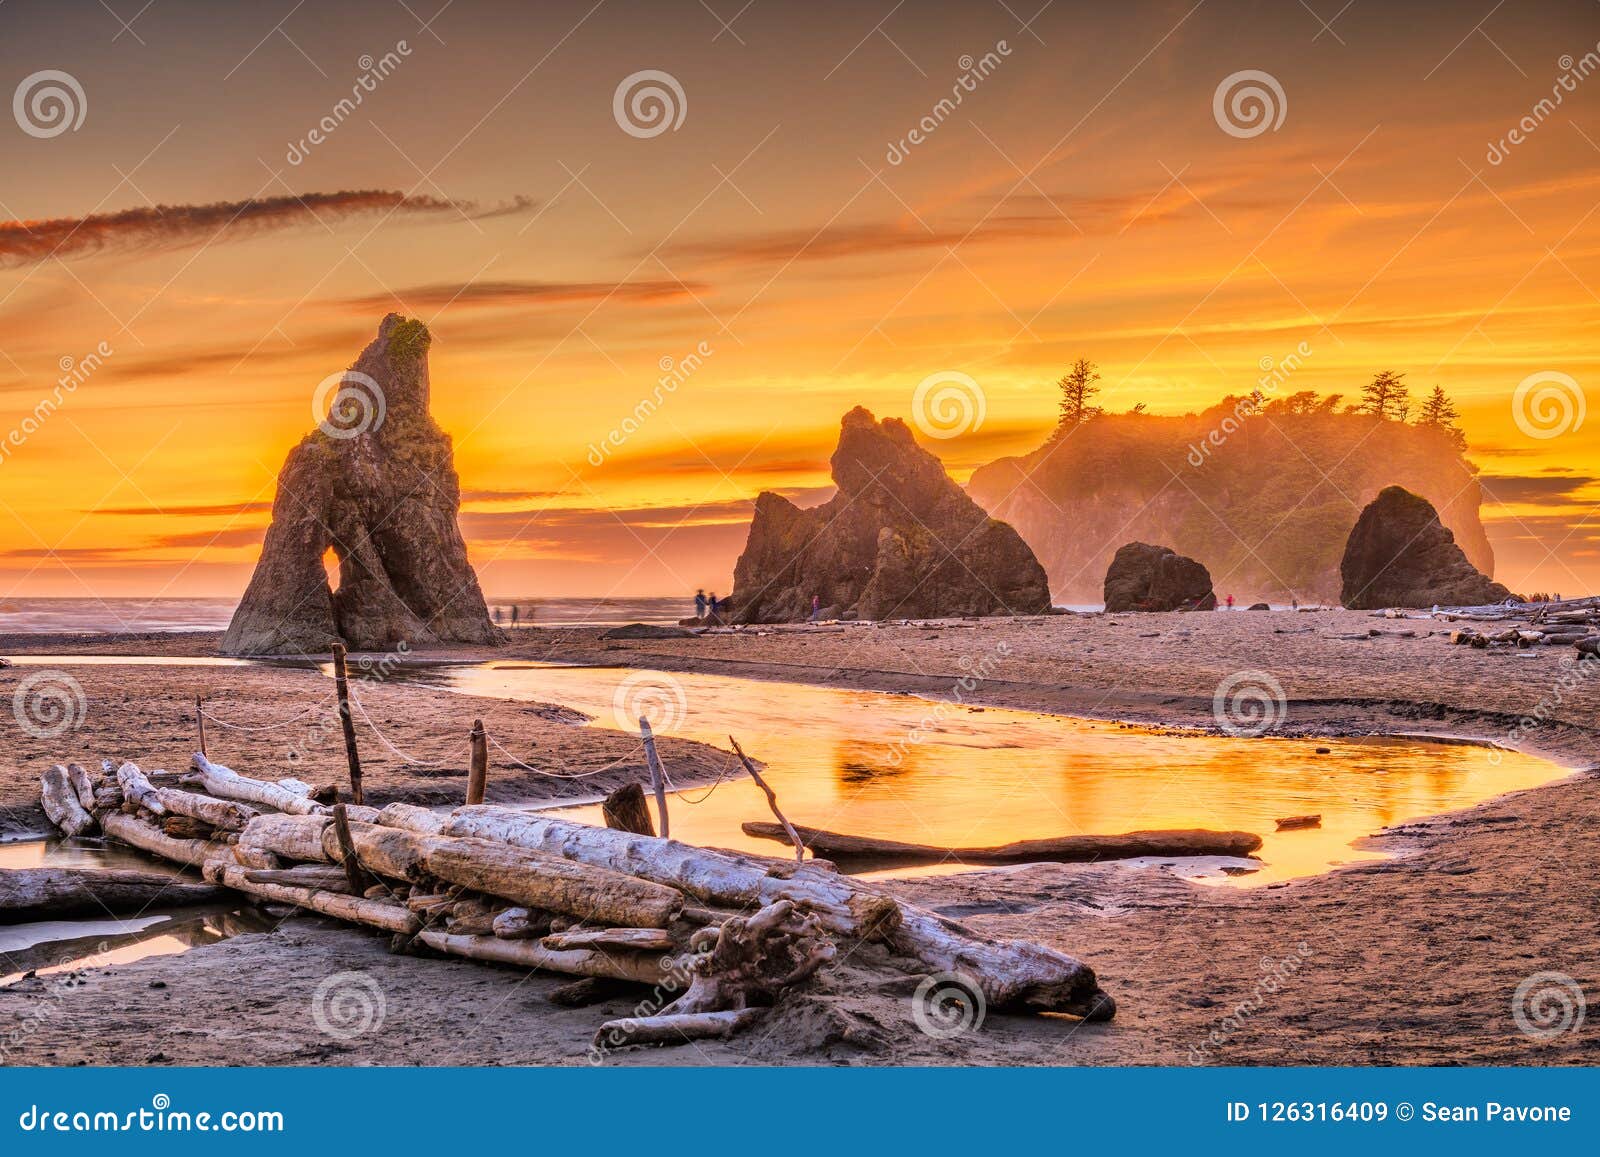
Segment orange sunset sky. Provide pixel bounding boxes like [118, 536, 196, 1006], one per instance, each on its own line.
[1, 0, 1598, 602]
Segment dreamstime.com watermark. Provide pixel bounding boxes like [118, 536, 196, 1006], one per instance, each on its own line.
[284, 642, 409, 765]
[311, 970, 386, 1041]
[16, 1095, 283, 1134]
[12, 69, 86, 138]
[613, 70, 686, 138]
[884, 643, 1011, 767]
[1213, 69, 1286, 138]
[588, 952, 698, 1063]
[1487, 44, 1600, 165]
[1488, 651, 1600, 764]
[885, 42, 1012, 165]
[10, 669, 88, 740]
[610, 670, 689, 734]
[1511, 370, 1585, 440]
[586, 341, 713, 466]
[287, 43, 414, 165]
[1, 342, 114, 469]
[911, 971, 987, 1038]
[1189, 943, 1313, 1063]
[1212, 669, 1288, 737]
[313, 369, 387, 439]
[1511, 971, 1586, 1042]
[1187, 342, 1313, 467]
[910, 370, 986, 440]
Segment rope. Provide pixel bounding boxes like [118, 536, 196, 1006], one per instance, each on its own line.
[673, 753, 748, 805]
[199, 696, 336, 732]
[486, 732, 645, 780]
[346, 681, 466, 766]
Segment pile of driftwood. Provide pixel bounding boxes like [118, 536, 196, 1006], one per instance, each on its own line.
[32, 753, 1116, 1047]
[1380, 598, 1600, 653]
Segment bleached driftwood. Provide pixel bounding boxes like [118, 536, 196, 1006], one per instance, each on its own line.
[238, 813, 333, 864]
[65, 763, 99, 813]
[593, 1008, 762, 1047]
[542, 927, 677, 952]
[1, 867, 219, 923]
[185, 753, 327, 815]
[664, 899, 833, 1015]
[416, 930, 672, 983]
[493, 906, 552, 940]
[379, 804, 1113, 1017]
[154, 787, 259, 831]
[101, 812, 217, 868]
[40, 764, 97, 837]
[322, 821, 685, 928]
[740, 822, 1264, 865]
[217, 865, 418, 933]
[242, 865, 355, 892]
[115, 762, 166, 815]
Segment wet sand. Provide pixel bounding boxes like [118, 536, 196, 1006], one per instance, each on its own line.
[2, 610, 1597, 1065]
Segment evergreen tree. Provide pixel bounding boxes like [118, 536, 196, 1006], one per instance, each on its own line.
[1054, 358, 1102, 431]
[1359, 370, 1410, 420]
[1417, 385, 1466, 449]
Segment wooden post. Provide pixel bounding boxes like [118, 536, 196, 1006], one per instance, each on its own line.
[729, 736, 804, 862]
[601, 781, 655, 836]
[639, 718, 669, 840]
[331, 643, 363, 805]
[467, 719, 488, 806]
[195, 697, 207, 757]
[330, 803, 373, 895]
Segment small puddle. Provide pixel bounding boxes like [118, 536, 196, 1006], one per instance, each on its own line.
[0, 837, 273, 984]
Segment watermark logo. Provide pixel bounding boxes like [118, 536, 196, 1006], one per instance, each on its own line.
[1512, 370, 1584, 440]
[911, 971, 986, 1038]
[13, 70, 86, 138]
[12, 669, 87, 740]
[1487, 45, 1600, 164]
[1213, 70, 1286, 138]
[587, 341, 714, 467]
[1511, 971, 1585, 1041]
[911, 370, 986, 440]
[313, 370, 386, 439]
[1187, 342, 1313, 467]
[886, 41, 1012, 165]
[1212, 669, 1287, 737]
[613, 70, 687, 138]
[1, 341, 113, 469]
[311, 970, 386, 1040]
[287, 42, 413, 165]
[611, 671, 689, 734]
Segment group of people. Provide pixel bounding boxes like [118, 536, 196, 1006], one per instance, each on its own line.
[493, 605, 527, 626]
[692, 589, 728, 619]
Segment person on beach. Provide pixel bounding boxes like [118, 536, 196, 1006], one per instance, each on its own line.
[1225, 594, 1234, 610]
[707, 593, 719, 618]
[511, 605, 519, 627]
[695, 589, 707, 619]
[494, 606, 503, 624]
[811, 594, 821, 621]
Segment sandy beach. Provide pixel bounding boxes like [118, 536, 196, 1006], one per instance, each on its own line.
[2, 608, 1596, 1066]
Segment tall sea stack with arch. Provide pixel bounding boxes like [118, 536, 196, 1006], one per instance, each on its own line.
[219, 315, 500, 656]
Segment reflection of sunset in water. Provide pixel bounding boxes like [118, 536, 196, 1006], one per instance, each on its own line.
[440, 663, 1567, 886]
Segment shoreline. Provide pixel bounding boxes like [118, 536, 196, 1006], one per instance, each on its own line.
[2, 610, 1597, 1065]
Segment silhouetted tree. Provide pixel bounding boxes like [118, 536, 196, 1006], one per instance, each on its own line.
[1417, 385, 1466, 449]
[1359, 370, 1410, 421]
[1054, 358, 1102, 432]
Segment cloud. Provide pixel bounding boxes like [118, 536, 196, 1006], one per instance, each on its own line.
[336, 278, 710, 313]
[0, 190, 505, 268]
[1479, 473, 1599, 506]
[90, 500, 273, 517]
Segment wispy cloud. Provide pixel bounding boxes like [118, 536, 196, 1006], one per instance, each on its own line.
[0, 190, 517, 268]
[336, 278, 710, 312]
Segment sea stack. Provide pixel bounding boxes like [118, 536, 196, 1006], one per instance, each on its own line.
[219, 315, 500, 655]
[729, 406, 1053, 622]
[1103, 542, 1217, 612]
[1340, 485, 1511, 609]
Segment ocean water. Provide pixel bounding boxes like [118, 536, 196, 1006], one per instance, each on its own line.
[0, 596, 689, 635]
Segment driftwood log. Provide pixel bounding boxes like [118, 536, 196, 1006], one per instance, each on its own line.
[416, 930, 673, 983]
[214, 862, 418, 933]
[115, 762, 167, 815]
[594, 1008, 762, 1046]
[601, 782, 655, 836]
[185, 753, 327, 815]
[379, 804, 1113, 1018]
[740, 822, 1264, 866]
[40, 764, 96, 837]
[154, 787, 258, 831]
[0, 867, 219, 923]
[101, 812, 218, 869]
[65, 763, 99, 813]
